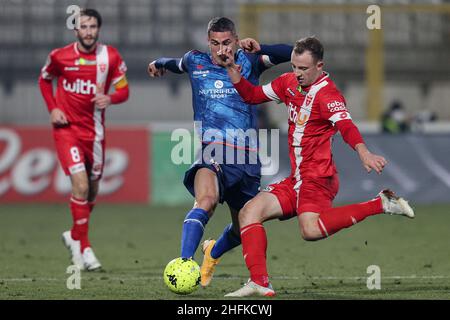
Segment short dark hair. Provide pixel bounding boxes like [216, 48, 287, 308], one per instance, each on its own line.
[207, 17, 236, 37]
[294, 37, 324, 61]
[80, 8, 102, 28]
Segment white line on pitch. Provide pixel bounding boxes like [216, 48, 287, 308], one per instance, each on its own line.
[1, 275, 449, 282]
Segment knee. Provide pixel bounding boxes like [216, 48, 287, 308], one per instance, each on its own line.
[239, 202, 264, 227]
[72, 180, 89, 199]
[299, 221, 320, 241]
[195, 195, 218, 213]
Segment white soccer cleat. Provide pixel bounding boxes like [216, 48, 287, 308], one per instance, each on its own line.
[225, 280, 276, 298]
[379, 189, 415, 218]
[62, 231, 85, 270]
[82, 247, 102, 271]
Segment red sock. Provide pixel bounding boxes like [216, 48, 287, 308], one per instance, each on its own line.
[70, 196, 91, 252]
[240, 223, 269, 287]
[317, 197, 383, 237]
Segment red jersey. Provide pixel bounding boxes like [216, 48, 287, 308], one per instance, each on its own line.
[235, 72, 364, 188]
[40, 42, 127, 140]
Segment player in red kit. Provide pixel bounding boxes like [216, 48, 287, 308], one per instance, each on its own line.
[216, 37, 414, 297]
[38, 9, 129, 271]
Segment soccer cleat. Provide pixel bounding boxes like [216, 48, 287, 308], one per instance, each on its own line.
[62, 231, 85, 270]
[225, 280, 276, 298]
[378, 189, 415, 218]
[82, 247, 102, 271]
[200, 239, 221, 287]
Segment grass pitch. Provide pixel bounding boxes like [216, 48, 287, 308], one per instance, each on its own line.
[0, 203, 449, 300]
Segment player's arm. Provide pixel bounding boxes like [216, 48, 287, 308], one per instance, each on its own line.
[93, 53, 130, 109]
[328, 107, 387, 174]
[240, 38, 292, 70]
[148, 56, 186, 77]
[38, 51, 68, 126]
[92, 76, 130, 109]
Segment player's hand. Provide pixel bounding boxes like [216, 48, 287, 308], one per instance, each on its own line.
[50, 108, 69, 127]
[357, 146, 388, 174]
[91, 93, 112, 109]
[147, 61, 166, 78]
[239, 38, 261, 53]
[216, 46, 238, 69]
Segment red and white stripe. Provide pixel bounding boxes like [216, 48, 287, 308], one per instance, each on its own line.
[292, 79, 329, 191]
[91, 44, 109, 179]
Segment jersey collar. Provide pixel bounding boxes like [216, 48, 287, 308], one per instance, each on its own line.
[297, 71, 329, 94]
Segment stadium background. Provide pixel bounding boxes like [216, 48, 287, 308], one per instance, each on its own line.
[0, 0, 450, 300]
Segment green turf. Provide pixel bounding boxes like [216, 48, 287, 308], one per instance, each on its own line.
[0, 203, 449, 300]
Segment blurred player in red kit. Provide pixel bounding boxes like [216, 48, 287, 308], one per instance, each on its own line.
[217, 36, 415, 297]
[38, 8, 129, 270]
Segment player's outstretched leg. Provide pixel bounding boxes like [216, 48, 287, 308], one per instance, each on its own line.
[309, 189, 414, 239]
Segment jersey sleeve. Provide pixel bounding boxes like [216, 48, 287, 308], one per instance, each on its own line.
[319, 89, 364, 149]
[260, 73, 289, 104]
[257, 44, 292, 71]
[111, 50, 128, 85]
[40, 49, 60, 80]
[318, 90, 352, 124]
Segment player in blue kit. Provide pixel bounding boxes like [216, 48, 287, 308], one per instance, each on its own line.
[148, 17, 292, 287]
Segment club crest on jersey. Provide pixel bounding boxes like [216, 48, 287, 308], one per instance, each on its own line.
[305, 94, 314, 106]
[99, 63, 107, 73]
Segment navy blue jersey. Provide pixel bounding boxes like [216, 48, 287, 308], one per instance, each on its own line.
[181, 49, 266, 151]
[155, 44, 292, 179]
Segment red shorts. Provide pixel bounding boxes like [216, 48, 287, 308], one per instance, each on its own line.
[53, 131, 105, 180]
[264, 174, 339, 219]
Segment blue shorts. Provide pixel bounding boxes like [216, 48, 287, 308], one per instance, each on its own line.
[183, 144, 261, 210]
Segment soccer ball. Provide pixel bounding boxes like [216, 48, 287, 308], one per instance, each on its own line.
[163, 257, 201, 295]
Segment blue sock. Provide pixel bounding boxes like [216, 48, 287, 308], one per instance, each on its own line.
[180, 208, 209, 259]
[210, 223, 241, 259]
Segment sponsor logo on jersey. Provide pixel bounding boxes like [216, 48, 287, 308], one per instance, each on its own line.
[63, 79, 96, 95]
[193, 70, 209, 77]
[214, 80, 224, 89]
[288, 102, 310, 126]
[64, 66, 80, 71]
[75, 58, 96, 66]
[327, 101, 347, 113]
[199, 87, 238, 99]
